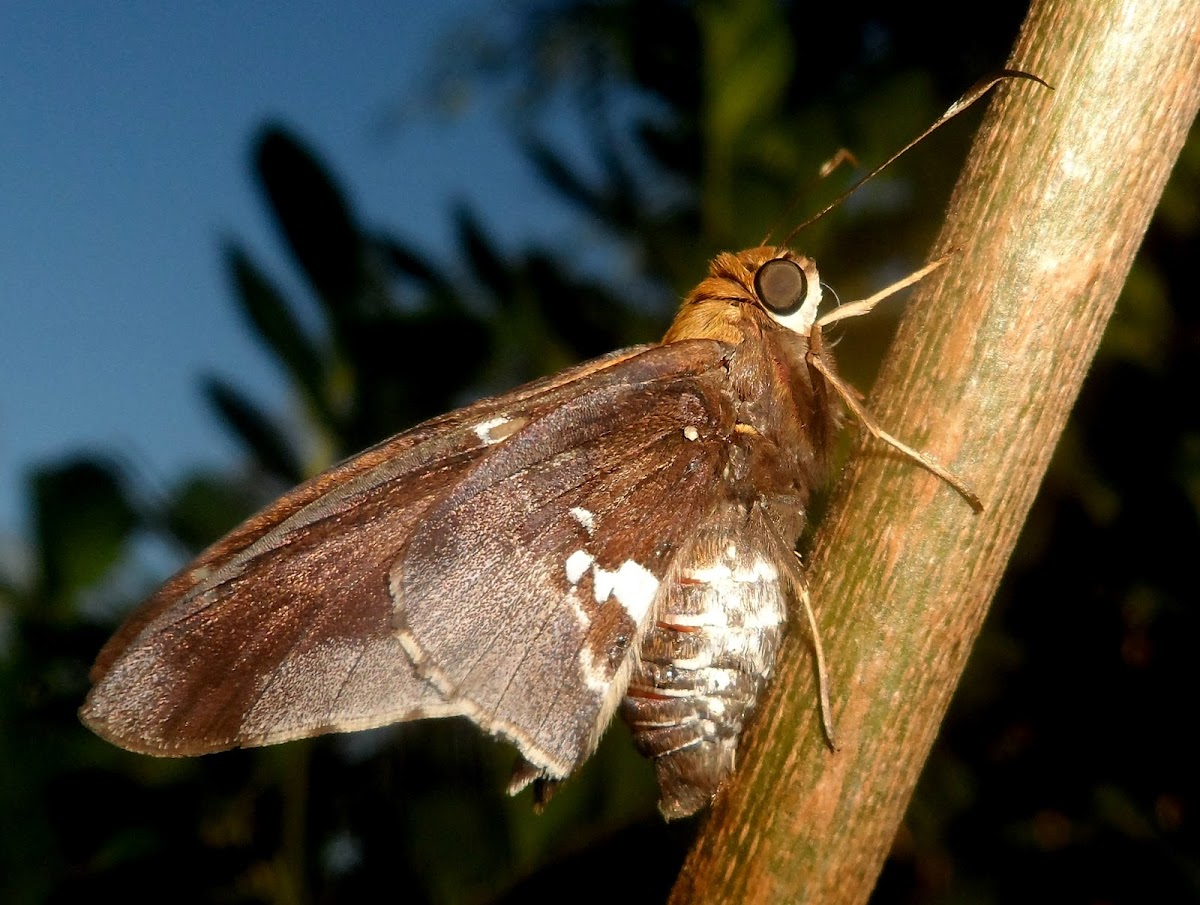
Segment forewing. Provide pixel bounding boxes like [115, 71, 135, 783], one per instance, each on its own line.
[393, 342, 734, 779]
[81, 342, 730, 761]
[82, 345, 652, 754]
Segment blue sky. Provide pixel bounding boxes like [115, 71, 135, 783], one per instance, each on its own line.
[1, 3, 583, 541]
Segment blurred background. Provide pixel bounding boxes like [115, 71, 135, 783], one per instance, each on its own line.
[2, 2, 1196, 903]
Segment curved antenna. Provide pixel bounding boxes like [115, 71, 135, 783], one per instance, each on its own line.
[770, 70, 1051, 250]
[760, 150, 860, 249]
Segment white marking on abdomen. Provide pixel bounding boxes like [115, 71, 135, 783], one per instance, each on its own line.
[671, 651, 714, 670]
[683, 557, 777, 584]
[734, 559, 778, 582]
[683, 563, 733, 583]
[665, 607, 781, 632]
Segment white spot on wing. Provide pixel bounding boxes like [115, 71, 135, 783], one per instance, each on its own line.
[593, 560, 659, 623]
[473, 416, 510, 445]
[569, 507, 596, 535]
[568, 589, 591, 628]
[578, 645, 609, 692]
[565, 549, 594, 585]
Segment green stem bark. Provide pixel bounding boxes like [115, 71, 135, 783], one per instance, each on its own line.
[671, 1, 1200, 902]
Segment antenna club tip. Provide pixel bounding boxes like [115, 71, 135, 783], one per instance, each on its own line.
[998, 68, 1055, 91]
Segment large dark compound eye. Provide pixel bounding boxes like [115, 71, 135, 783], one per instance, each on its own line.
[754, 258, 808, 316]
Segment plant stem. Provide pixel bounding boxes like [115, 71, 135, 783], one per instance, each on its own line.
[671, 1, 1200, 902]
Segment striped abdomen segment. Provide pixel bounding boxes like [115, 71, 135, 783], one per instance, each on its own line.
[621, 541, 786, 819]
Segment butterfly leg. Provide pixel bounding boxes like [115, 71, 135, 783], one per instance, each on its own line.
[806, 334, 984, 511]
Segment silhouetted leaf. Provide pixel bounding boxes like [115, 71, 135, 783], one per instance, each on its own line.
[202, 375, 305, 485]
[31, 459, 137, 607]
[223, 241, 329, 420]
[523, 138, 610, 222]
[341, 310, 492, 442]
[255, 124, 368, 324]
[525, 251, 656, 356]
[157, 470, 270, 553]
[456, 207, 515, 302]
[381, 236, 456, 297]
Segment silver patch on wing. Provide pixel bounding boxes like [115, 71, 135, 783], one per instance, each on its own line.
[472, 415, 528, 446]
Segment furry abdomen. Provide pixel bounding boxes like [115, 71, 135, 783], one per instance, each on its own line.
[620, 512, 788, 819]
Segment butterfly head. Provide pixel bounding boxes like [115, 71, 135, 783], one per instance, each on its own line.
[663, 247, 823, 345]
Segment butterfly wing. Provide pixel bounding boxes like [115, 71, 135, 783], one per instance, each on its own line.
[82, 340, 733, 779]
[394, 343, 735, 779]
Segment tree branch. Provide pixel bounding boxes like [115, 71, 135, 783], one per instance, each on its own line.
[670, 1, 1200, 902]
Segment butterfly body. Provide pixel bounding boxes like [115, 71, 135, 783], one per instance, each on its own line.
[82, 247, 847, 818]
[82, 72, 1032, 820]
